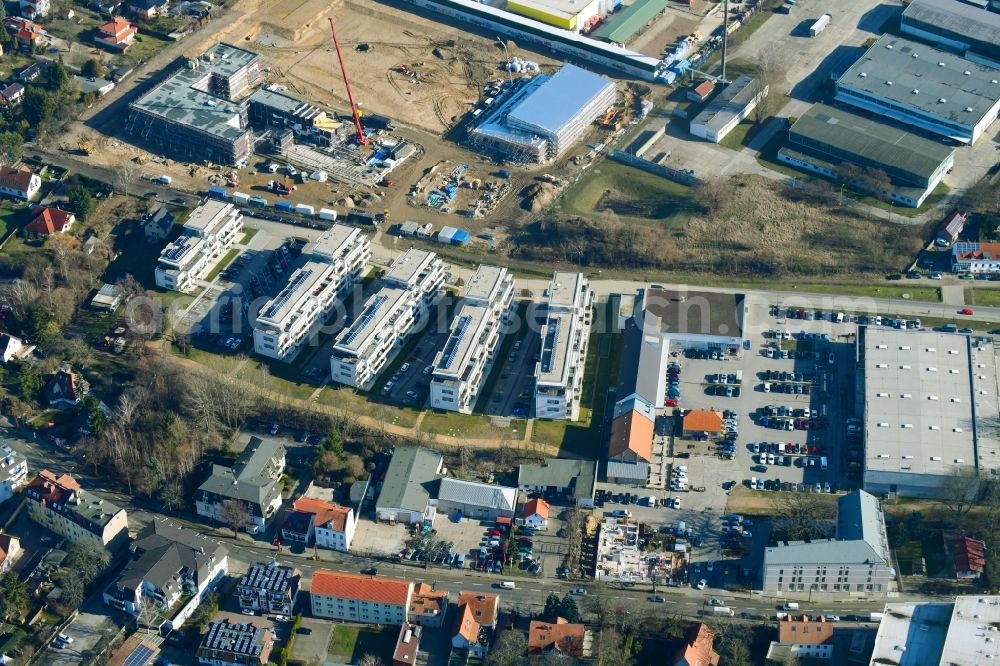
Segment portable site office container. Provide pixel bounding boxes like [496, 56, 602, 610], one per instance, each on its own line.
[295, 204, 315, 216]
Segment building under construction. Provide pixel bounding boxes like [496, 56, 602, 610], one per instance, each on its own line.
[126, 43, 262, 165]
[468, 64, 616, 163]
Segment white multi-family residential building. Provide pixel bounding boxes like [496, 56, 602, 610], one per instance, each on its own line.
[430, 266, 514, 414]
[237, 562, 300, 616]
[25, 470, 129, 551]
[281, 496, 356, 552]
[0, 444, 27, 505]
[534, 271, 592, 421]
[104, 519, 228, 631]
[310, 570, 413, 625]
[253, 226, 370, 361]
[330, 249, 444, 388]
[155, 200, 243, 292]
[195, 438, 285, 535]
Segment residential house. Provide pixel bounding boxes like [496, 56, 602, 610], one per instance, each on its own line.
[528, 617, 588, 659]
[0, 334, 34, 363]
[520, 498, 550, 530]
[195, 437, 285, 535]
[280, 496, 355, 551]
[25, 470, 129, 551]
[436, 477, 517, 522]
[375, 446, 443, 525]
[75, 75, 115, 96]
[95, 17, 136, 51]
[107, 634, 162, 666]
[517, 458, 597, 507]
[606, 395, 655, 485]
[196, 620, 273, 666]
[672, 623, 720, 666]
[17, 62, 47, 83]
[103, 519, 228, 631]
[409, 583, 448, 628]
[681, 409, 723, 439]
[42, 368, 85, 407]
[953, 242, 1000, 273]
[143, 205, 173, 242]
[0, 535, 22, 573]
[952, 536, 986, 580]
[393, 623, 422, 666]
[0, 167, 40, 200]
[127, 0, 168, 18]
[25, 206, 75, 236]
[14, 22, 42, 51]
[451, 592, 499, 658]
[91, 283, 122, 311]
[18, 0, 49, 19]
[769, 615, 833, 661]
[0, 444, 28, 504]
[310, 570, 413, 624]
[237, 562, 300, 616]
[0, 83, 24, 107]
[936, 211, 967, 247]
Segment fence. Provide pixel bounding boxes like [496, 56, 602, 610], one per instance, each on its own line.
[608, 150, 700, 186]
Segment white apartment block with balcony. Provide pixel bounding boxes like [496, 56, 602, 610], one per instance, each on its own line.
[534, 271, 593, 421]
[154, 200, 243, 292]
[430, 266, 514, 414]
[330, 249, 444, 389]
[0, 444, 27, 505]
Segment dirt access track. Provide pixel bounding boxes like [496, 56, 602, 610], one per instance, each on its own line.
[200, 0, 561, 134]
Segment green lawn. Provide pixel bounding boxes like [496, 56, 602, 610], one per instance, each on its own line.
[0, 203, 32, 242]
[237, 359, 318, 401]
[738, 282, 941, 302]
[556, 160, 695, 226]
[966, 288, 1000, 307]
[850, 182, 951, 218]
[317, 385, 421, 428]
[718, 120, 763, 151]
[238, 227, 259, 245]
[327, 625, 396, 664]
[204, 248, 240, 282]
[124, 30, 173, 65]
[420, 411, 513, 440]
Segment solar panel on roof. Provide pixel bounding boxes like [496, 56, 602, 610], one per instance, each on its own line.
[122, 644, 155, 666]
[441, 315, 472, 370]
[342, 294, 389, 346]
[263, 269, 313, 319]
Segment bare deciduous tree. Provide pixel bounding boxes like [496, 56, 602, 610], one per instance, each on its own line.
[219, 499, 250, 536]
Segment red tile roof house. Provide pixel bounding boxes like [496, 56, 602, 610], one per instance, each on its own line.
[94, 17, 136, 51]
[528, 617, 588, 659]
[952, 536, 986, 579]
[520, 498, 550, 530]
[24, 206, 75, 237]
[673, 623, 720, 666]
[310, 570, 413, 625]
[451, 592, 499, 658]
[0, 166, 40, 200]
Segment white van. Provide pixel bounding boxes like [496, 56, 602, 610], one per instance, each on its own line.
[821, 456, 828, 470]
[499, 581, 516, 589]
[783, 602, 800, 611]
[763, 382, 771, 392]
[835, 312, 845, 323]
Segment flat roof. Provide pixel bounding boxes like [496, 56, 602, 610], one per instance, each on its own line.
[376, 446, 442, 513]
[838, 34, 1000, 128]
[641, 288, 744, 340]
[248, 86, 323, 122]
[184, 199, 234, 235]
[537, 311, 578, 386]
[385, 248, 437, 289]
[507, 0, 598, 21]
[257, 260, 336, 326]
[902, 0, 1000, 54]
[517, 458, 596, 500]
[507, 64, 616, 137]
[432, 303, 490, 379]
[940, 596, 1000, 666]
[548, 271, 586, 310]
[789, 103, 955, 184]
[311, 224, 363, 262]
[131, 43, 259, 143]
[334, 287, 410, 355]
[863, 328, 978, 478]
[591, 0, 668, 44]
[869, 601, 952, 666]
[462, 265, 509, 306]
[158, 235, 206, 269]
[690, 75, 761, 133]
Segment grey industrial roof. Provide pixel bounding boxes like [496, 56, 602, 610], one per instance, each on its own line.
[641, 288, 744, 339]
[863, 328, 978, 478]
[197, 437, 285, 509]
[788, 103, 955, 184]
[939, 596, 1000, 666]
[517, 458, 597, 500]
[902, 0, 1000, 54]
[838, 34, 1000, 127]
[836, 490, 889, 562]
[248, 87, 322, 119]
[376, 447, 442, 513]
[507, 65, 616, 137]
[690, 75, 762, 133]
[437, 477, 516, 512]
[118, 519, 227, 598]
[606, 460, 648, 480]
[618, 317, 668, 405]
[131, 43, 258, 142]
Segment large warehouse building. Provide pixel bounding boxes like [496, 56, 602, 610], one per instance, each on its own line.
[834, 35, 1000, 146]
[689, 75, 767, 143]
[469, 64, 616, 162]
[127, 43, 262, 165]
[901, 0, 1000, 66]
[860, 327, 1000, 498]
[778, 103, 955, 208]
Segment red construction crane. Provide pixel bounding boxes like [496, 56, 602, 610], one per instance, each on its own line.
[327, 17, 368, 147]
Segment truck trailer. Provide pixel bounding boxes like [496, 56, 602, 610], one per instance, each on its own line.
[810, 13, 831, 36]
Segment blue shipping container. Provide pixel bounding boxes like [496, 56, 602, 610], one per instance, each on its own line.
[208, 186, 228, 199]
[275, 201, 293, 211]
[450, 229, 471, 246]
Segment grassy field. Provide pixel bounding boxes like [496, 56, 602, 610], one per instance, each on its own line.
[0, 204, 32, 242]
[327, 625, 396, 665]
[316, 385, 421, 429]
[204, 248, 239, 282]
[420, 411, 514, 440]
[237, 360, 318, 401]
[239, 227, 259, 245]
[556, 160, 695, 227]
[126, 30, 173, 64]
[749, 284, 941, 301]
[965, 288, 1000, 307]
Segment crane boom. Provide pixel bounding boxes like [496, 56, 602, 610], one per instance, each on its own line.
[327, 17, 368, 146]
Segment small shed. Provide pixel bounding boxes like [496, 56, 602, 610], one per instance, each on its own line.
[438, 226, 471, 246]
[91, 283, 122, 311]
[687, 79, 715, 103]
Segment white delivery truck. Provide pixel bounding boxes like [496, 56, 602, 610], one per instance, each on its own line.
[783, 602, 800, 611]
[498, 581, 516, 589]
[712, 606, 735, 617]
